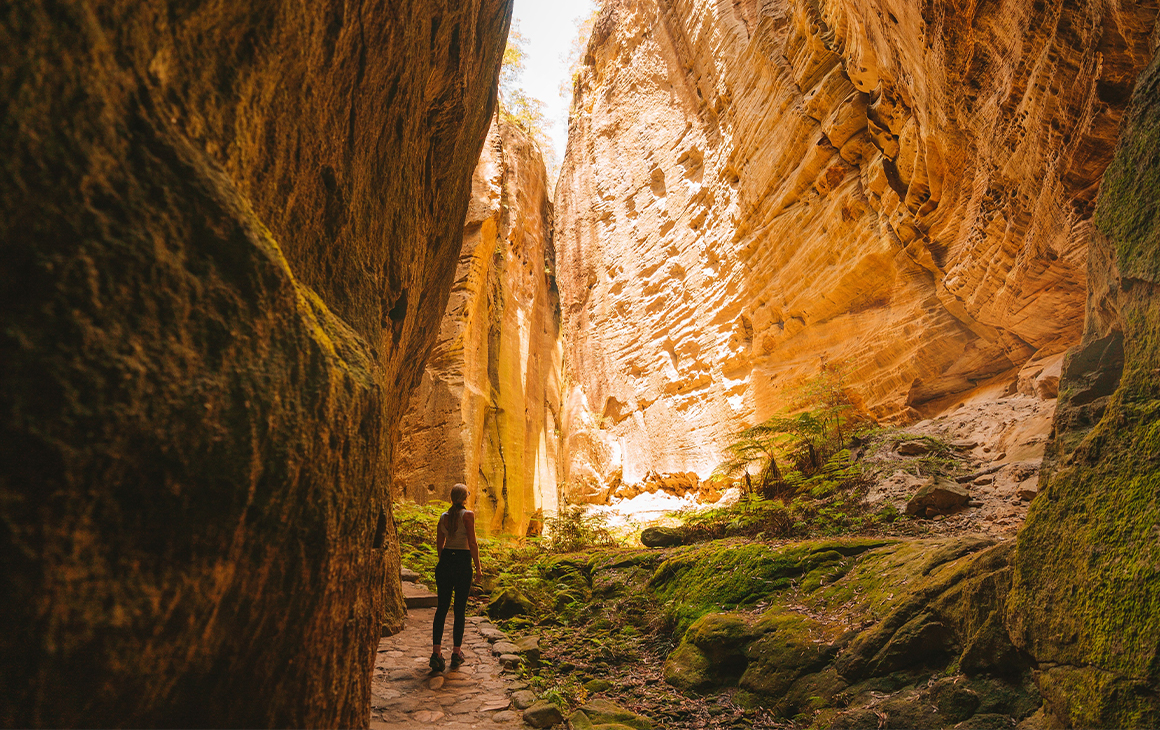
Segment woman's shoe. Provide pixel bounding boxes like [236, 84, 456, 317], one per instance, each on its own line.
[429, 653, 446, 673]
[450, 653, 465, 670]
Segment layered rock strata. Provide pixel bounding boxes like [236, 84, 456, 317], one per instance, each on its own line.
[555, 0, 1158, 487]
[394, 118, 562, 536]
[1009, 43, 1160, 728]
[0, 1, 510, 726]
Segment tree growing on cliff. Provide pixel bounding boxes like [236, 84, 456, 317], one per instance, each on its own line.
[498, 23, 558, 177]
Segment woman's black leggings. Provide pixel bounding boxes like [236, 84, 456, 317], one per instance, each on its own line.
[432, 548, 472, 647]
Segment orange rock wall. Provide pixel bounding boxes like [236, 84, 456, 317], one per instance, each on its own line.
[395, 119, 562, 536]
[555, 0, 1158, 486]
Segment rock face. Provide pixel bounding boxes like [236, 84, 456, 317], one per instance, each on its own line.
[394, 118, 561, 537]
[0, 1, 510, 727]
[1008, 44, 1160, 729]
[555, 0, 1158, 486]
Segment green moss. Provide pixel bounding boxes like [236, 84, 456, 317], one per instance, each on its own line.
[663, 642, 714, 693]
[1009, 48, 1160, 728]
[1094, 59, 1160, 283]
[740, 610, 838, 700]
[648, 539, 895, 637]
[1037, 665, 1159, 729]
[578, 698, 654, 730]
[685, 612, 761, 659]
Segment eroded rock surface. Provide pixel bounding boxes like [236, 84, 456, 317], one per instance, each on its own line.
[0, 1, 511, 726]
[555, 0, 1158, 486]
[394, 118, 561, 537]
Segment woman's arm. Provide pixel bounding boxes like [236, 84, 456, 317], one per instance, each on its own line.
[464, 511, 483, 581]
[436, 514, 446, 557]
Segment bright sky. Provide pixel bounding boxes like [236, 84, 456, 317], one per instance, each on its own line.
[511, 0, 597, 167]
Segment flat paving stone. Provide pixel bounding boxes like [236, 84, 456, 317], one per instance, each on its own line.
[370, 606, 525, 730]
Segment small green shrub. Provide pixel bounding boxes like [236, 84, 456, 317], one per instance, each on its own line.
[544, 506, 619, 553]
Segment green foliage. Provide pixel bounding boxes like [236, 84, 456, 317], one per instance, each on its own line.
[713, 363, 873, 501]
[498, 22, 558, 177]
[683, 449, 892, 545]
[544, 506, 619, 553]
[529, 673, 589, 711]
[561, 6, 601, 102]
[394, 500, 448, 586]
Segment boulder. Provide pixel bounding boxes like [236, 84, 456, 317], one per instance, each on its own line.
[487, 587, 534, 619]
[906, 479, 971, 517]
[663, 643, 714, 693]
[491, 641, 521, 656]
[480, 626, 507, 642]
[515, 635, 542, 664]
[568, 710, 595, 730]
[640, 526, 684, 548]
[584, 679, 614, 693]
[931, 679, 981, 722]
[578, 698, 653, 730]
[510, 690, 537, 710]
[523, 700, 565, 728]
[897, 440, 933, 456]
[499, 654, 522, 670]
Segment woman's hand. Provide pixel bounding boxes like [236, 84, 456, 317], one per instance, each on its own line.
[474, 566, 484, 583]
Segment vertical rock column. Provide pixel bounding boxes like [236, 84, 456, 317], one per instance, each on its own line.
[1008, 43, 1160, 729]
[394, 118, 562, 537]
[0, 1, 511, 727]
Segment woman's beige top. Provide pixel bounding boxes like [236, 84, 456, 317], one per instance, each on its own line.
[443, 510, 469, 550]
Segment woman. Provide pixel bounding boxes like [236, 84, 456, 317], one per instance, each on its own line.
[429, 483, 483, 673]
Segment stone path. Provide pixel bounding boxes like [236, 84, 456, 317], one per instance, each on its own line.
[370, 603, 526, 730]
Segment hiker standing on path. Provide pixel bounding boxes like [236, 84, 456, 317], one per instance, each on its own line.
[430, 483, 483, 673]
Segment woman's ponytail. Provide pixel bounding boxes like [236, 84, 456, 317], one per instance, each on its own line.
[447, 483, 469, 534]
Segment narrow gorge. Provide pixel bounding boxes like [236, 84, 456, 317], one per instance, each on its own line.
[2, 0, 1160, 729]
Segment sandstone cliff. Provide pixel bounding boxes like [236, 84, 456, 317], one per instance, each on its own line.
[555, 0, 1158, 488]
[394, 118, 562, 537]
[1009, 42, 1160, 728]
[0, 1, 510, 726]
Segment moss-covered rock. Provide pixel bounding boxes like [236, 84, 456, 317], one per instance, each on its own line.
[664, 612, 761, 692]
[1007, 46, 1160, 729]
[578, 698, 653, 730]
[584, 678, 614, 693]
[488, 587, 534, 619]
[663, 642, 714, 693]
[685, 612, 761, 663]
[648, 539, 890, 637]
[931, 679, 981, 722]
[524, 699, 565, 728]
[640, 526, 684, 547]
[740, 611, 837, 700]
[783, 667, 849, 716]
[568, 710, 595, 730]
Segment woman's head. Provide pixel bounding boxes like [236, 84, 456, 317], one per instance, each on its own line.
[450, 483, 468, 506]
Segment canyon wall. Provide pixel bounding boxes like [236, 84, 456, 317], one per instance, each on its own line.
[394, 118, 562, 537]
[0, 1, 510, 727]
[1009, 43, 1160, 728]
[555, 0, 1158, 489]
